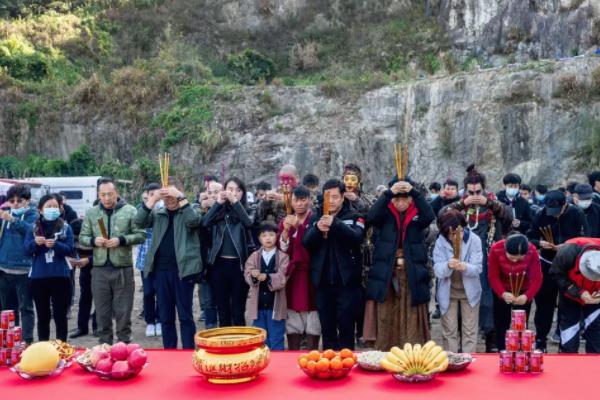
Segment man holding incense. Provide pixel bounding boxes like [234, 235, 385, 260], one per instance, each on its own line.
[488, 234, 542, 351]
[80, 177, 146, 344]
[363, 176, 435, 351]
[256, 164, 299, 226]
[527, 190, 589, 351]
[550, 237, 600, 353]
[303, 179, 365, 350]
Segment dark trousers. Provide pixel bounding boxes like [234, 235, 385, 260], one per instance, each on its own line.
[534, 261, 558, 348]
[0, 270, 35, 343]
[493, 295, 532, 351]
[209, 258, 248, 327]
[30, 277, 72, 341]
[141, 271, 159, 325]
[77, 266, 96, 333]
[153, 269, 196, 349]
[558, 294, 600, 353]
[199, 281, 218, 328]
[316, 285, 361, 350]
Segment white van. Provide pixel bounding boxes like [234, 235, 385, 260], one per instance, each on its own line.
[28, 176, 100, 218]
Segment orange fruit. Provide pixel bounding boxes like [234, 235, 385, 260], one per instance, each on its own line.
[307, 350, 321, 362]
[339, 348, 353, 359]
[298, 357, 308, 368]
[316, 358, 330, 372]
[342, 357, 355, 368]
[307, 360, 317, 373]
[322, 349, 336, 360]
[330, 358, 343, 370]
[352, 353, 358, 362]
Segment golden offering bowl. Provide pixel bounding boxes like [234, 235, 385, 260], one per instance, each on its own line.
[193, 327, 270, 384]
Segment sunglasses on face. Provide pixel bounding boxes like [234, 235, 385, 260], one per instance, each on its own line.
[467, 190, 482, 196]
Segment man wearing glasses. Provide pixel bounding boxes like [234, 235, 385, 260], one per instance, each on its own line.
[0, 184, 38, 344]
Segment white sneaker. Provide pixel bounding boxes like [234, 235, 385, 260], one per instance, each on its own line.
[155, 323, 162, 337]
[145, 324, 155, 337]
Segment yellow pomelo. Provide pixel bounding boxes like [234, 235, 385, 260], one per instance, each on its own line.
[19, 342, 60, 376]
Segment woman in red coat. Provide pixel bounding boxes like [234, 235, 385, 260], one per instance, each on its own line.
[488, 234, 543, 350]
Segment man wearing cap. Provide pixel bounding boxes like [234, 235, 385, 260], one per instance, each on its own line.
[550, 237, 600, 353]
[573, 184, 600, 238]
[496, 173, 533, 235]
[527, 190, 590, 351]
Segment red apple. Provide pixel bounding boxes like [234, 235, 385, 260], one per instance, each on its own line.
[111, 360, 130, 380]
[128, 348, 147, 369]
[110, 342, 129, 361]
[127, 343, 141, 355]
[96, 358, 114, 374]
[90, 349, 110, 368]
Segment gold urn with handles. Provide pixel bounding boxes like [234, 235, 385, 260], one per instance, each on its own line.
[193, 327, 271, 384]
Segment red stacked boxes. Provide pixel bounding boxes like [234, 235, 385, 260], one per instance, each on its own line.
[499, 310, 544, 373]
[0, 310, 23, 367]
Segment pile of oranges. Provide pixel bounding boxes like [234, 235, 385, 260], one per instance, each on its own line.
[297, 349, 357, 379]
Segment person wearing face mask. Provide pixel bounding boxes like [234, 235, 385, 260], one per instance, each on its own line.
[135, 183, 203, 349]
[488, 234, 542, 351]
[431, 179, 461, 218]
[0, 184, 37, 345]
[24, 194, 74, 342]
[428, 182, 441, 202]
[497, 173, 533, 235]
[532, 184, 548, 213]
[362, 176, 435, 351]
[203, 177, 255, 327]
[573, 184, 600, 238]
[527, 190, 589, 351]
[135, 183, 162, 338]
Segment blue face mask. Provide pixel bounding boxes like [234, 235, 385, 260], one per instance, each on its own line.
[506, 188, 519, 198]
[430, 194, 439, 200]
[11, 207, 26, 216]
[536, 195, 545, 202]
[43, 207, 60, 221]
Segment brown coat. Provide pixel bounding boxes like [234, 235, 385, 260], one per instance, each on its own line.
[244, 249, 289, 321]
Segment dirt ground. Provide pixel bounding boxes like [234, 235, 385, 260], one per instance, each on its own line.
[56, 269, 569, 353]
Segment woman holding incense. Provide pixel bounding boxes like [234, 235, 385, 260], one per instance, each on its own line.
[364, 175, 435, 351]
[433, 209, 483, 353]
[488, 234, 542, 351]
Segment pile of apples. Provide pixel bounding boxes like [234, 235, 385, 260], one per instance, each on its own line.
[89, 342, 148, 380]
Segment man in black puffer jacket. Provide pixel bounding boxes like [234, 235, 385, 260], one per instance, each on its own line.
[303, 179, 365, 350]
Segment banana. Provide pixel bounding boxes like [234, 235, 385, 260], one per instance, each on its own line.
[429, 358, 449, 374]
[390, 346, 410, 368]
[404, 343, 414, 368]
[412, 344, 422, 366]
[423, 345, 443, 366]
[425, 351, 448, 372]
[381, 358, 404, 373]
[385, 352, 403, 367]
[421, 340, 437, 359]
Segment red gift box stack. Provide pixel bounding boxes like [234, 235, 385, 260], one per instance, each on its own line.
[0, 310, 24, 367]
[499, 309, 543, 373]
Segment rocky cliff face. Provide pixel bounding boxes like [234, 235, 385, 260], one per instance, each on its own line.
[427, 0, 599, 64]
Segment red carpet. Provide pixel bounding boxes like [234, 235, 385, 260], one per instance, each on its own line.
[1, 350, 598, 400]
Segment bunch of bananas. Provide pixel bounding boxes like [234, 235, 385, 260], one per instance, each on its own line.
[49, 339, 76, 360]
[380, 341, 448, 376]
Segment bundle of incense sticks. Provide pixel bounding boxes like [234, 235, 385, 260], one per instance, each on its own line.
[97, 218, 108, 239]
[450, 226, 463, 260]
[159, 152, 171, 187]
[394, 143, 409, 181]
[323, 190, 331, 239]
[283, 189, 292, 215]
[539, 226, 554, 245]
[509, 271, 526, 298]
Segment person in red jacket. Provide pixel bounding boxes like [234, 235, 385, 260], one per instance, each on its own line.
[550, 237, 600, 353]
[488, 234, 543, 350]
[278, 185, 320, 350]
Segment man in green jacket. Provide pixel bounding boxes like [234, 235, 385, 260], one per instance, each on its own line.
[80, 177, 146, 344]
[134, 184, 203, 349]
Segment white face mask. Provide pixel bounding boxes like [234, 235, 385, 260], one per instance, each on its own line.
[154, 200, 164, 210]
[578, 200, 592, 210]
[506, 188, 519, 198]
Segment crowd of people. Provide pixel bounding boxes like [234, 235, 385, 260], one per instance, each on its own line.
[1, 163, 600, 354]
